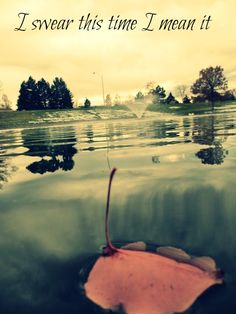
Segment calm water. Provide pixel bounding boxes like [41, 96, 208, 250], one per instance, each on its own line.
[1, 113, 236, 313]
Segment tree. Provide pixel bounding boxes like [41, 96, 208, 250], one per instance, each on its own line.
[17, 77, 74, 110]
[0, 94, 12, 110]
[151, 85, 166, 103]
[114, 94, 121, 106]
[84, 98, 91, 108]
[17, 76, 39, 110]
[37, 78, 51, 109]
[175, 84, 188, 100]
[191, 66, 228, 105]
[221, 90, 235, 101]
[145, 81, 155, 93]
[191, 95, 206, 104]
[183, 95, 191, 104]
[0, 81, 12, 110]
[166, 92, 178, 104]
[105, 94, 112, 106]
[49, 77, 73, 109]
[135, 91, 144, 101]
[17, 81, 27, 111]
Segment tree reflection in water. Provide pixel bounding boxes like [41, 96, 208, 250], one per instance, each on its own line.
[193, 115, 229, 165]
[196, 143, 228, 165]
[22, 126, 77, 175]
[0, 152, 17, 189]
[0, 131, 18, 189]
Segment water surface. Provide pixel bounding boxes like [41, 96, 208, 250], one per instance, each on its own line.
[0, 112, 236, 313]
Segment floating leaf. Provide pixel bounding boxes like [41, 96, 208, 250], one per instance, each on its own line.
[84, 168, 223, 314]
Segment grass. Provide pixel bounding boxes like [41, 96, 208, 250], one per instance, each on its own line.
[0, 106, 134, 130]
[0, 102, 235, 130]
[147, 101, 236, 115]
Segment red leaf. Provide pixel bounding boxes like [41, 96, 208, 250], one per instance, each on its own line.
[84, 169, 223, 314]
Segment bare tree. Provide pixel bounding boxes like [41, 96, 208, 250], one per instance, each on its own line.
[0, 81, 12, 110]
[105, 94, 112, 106]
[145, 81, 155, 94]
[1, 94, 12, 110]
[114, 94, 121, 105]
[175, 84, 189, 101]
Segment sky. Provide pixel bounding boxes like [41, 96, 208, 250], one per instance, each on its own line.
[0, 0, 236, 108]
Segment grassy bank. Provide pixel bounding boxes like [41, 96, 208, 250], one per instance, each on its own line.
[0, 102, 235, 130]
[147, 101, 236, 115]
[0, 106, 134, 130]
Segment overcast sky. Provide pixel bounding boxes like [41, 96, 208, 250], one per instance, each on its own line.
[1, 0, 236, 108]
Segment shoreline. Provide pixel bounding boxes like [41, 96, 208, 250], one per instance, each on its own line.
[1, 102, 236, 131]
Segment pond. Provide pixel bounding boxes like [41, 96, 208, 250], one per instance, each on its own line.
[0, 112, 236, 313]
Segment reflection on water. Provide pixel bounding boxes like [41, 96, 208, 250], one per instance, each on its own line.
[152, 155, 160, 164]
[192, 116, 216, 145]
[22, 127, 77, 174]
[0, 131, 18, 189]
[196, 143, 228, 165]
[0, 154, 11, 189]
[1, 112, 236, 313]
[86, 125, 94, 143]
[192, 116, 229, 165]
[0, 154, 17, 189]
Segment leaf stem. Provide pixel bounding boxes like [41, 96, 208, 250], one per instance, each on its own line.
[104, 168, 117, 255]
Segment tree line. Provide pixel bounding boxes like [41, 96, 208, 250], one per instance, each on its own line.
[17, 76, 73, 111]
[135, 66, 235, 106]
[15, 66, 235, 111]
